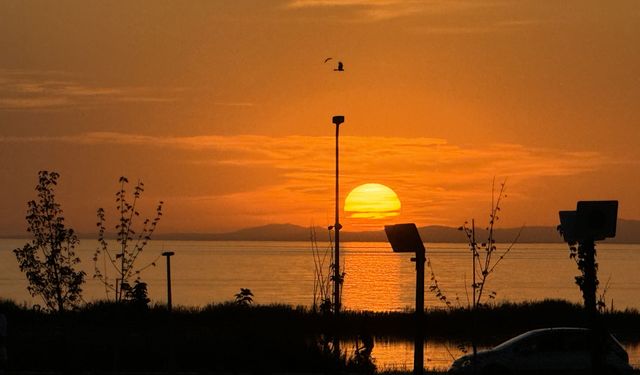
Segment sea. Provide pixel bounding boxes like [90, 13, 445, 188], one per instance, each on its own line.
[2, 239, 640, 370]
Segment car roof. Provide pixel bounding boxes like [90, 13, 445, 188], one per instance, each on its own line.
[493, 327, 590, 350]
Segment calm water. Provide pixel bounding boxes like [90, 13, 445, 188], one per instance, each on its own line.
[2, 239, 640, 369]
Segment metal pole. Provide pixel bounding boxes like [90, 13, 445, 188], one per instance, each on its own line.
[383, 223, 426, 375]
[331, 115, 344, 356]
[472, 219, 476, 308]
[582, 239, 597, 319]
[162, 251, 175, 311]
[581, 239, 600, 375]
[161, 251, 176, 374]
[334, 122, 341, 315]
[414, 246, 425, 375]
[332, 115, 344, 316]
[471, 220, 478, 374]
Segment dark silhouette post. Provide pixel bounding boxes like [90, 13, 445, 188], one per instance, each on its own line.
[161, 251, 176, 374]
[385, 223, 426, 375]
[0, 313, 7, 374]
[471, 219, 476, 308]
[471, 219, 478, 371]
[413, 243, 425, 375]
[581, 240, 598, 318]
[559, 200, 618, 375]
[162, 251, 175, 311]
[579, 238, 601, 375]
[559, 201, 618, 320]
[332, 115, 345, 316]
[331, 115, 344, 355]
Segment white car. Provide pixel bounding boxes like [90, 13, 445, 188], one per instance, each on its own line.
[448, 327, 633, 375]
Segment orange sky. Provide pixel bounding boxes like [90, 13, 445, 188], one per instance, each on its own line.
[1, 1, 639, 235]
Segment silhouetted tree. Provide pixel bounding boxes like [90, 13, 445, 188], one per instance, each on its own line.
[123, 280, 150, 308]
[457, 179, 522, 362]
[459, 179, 522, 308]
[234, 288, 254, 306]
[13, 171, 85, 313]
[93, 176, 163, 302]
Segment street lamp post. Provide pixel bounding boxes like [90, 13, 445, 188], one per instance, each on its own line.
[385, 223, 426, 375]
[332, 115, 345, 316]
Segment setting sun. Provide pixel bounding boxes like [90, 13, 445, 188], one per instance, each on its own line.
[344, 183, 401, 219]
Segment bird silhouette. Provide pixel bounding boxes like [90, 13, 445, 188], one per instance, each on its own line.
[334, 61, 344, 72]
[324, 57, 333, 63]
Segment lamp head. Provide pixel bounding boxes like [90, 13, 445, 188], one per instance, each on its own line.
[558, 200, 618, 243]
[385, 223, 425, 253]
[332, 115, 345, 126]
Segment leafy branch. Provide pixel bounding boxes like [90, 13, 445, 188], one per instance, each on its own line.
[93, 176, 163, 303]
[458, 179, 522, 307]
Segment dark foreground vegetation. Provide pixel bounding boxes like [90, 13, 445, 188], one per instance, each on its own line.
[1, 298, 640, 373]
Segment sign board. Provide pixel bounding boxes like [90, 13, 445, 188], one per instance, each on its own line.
[332, 115, 345, 125]
[559, 210, 578, 243]
[384, 223, 425, 253]
[558, 200, 618, 242]
[576, 200, 617, 241]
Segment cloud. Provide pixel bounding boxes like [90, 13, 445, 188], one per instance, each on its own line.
[412, 19, 548, 35]
[213, 102, 255, 107]
[286, 0, 496, 20]
[0, 97, 72, 109]
[286, 0, 545, 31]
[0, 70, 178, 110]
[0, 132, 609, 176]
[0, 131, 620, 229]
[1, 131, 611, 193]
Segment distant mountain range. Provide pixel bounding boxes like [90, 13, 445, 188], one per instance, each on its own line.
[152, 219, 640, 243]
[4, 219, 639, 243]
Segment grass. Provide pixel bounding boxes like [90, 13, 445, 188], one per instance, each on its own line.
[1, 298, 640, 373]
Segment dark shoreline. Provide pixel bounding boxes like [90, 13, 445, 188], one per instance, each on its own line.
[2, 298, 640, 373]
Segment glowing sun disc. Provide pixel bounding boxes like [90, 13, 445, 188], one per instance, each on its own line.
[344, 183, 401, 219]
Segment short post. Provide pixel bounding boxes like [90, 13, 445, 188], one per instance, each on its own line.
[413, 244, 425, 375]
[581, 239, 598, 320]
[162, 251, 175, 311]
[385, 223, 426, 375]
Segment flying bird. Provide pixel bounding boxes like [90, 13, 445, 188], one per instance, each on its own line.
[334, 61, 344, 72]
[324, 57, 333, 63]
